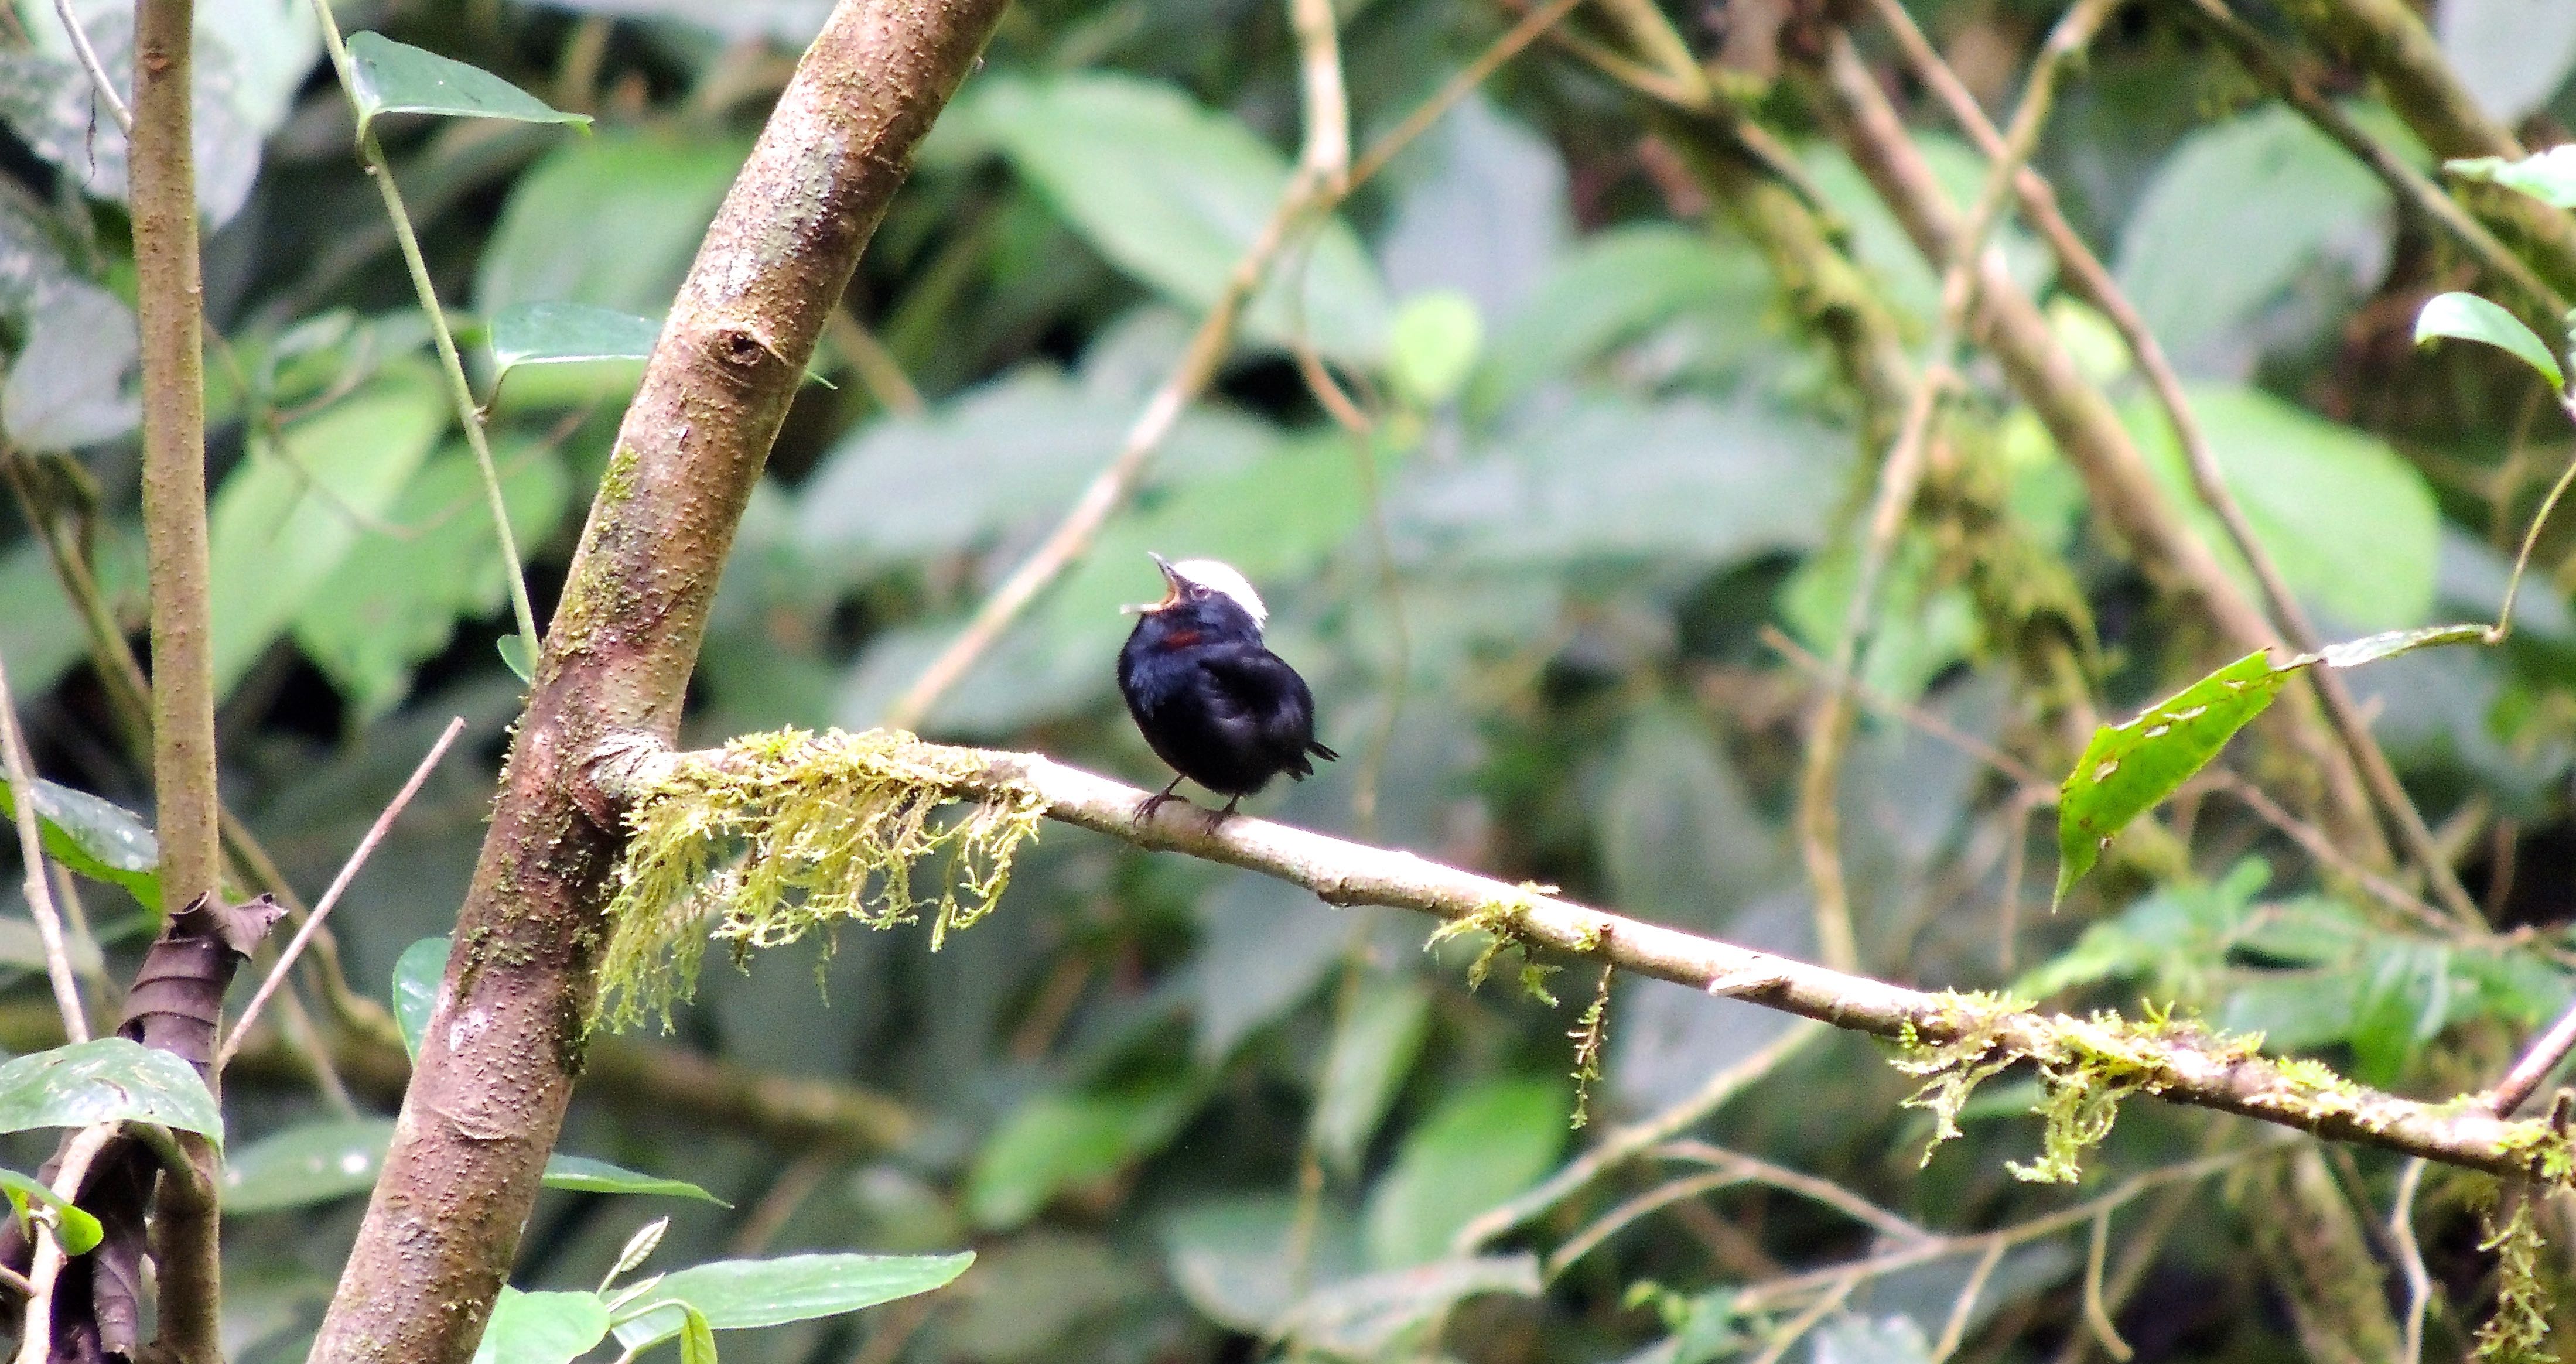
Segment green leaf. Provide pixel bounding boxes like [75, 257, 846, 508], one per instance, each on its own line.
[476, 133, 748, 316]
[344, 33, 591, 135]
[470, 1287, 611, 1364]
[497, 635, 536, 682]
[966, 73, 1391, 363]
[1466, 225, 1769, 419]
[2116, 105, 2397, 357]
[0, 773, 159, 905]
[486, 302, 660, 385]
[1386, 292, 1483, 407]
[220, 1118, 397, 1213]
[1278, 1254, 1542, 1357]
[391, 935, 449, 1061]
[2448, 146, 2576, 208]
[1363, 1078, 1567, 1268]
[966, 1079, 1197, 1230]
[207, 365, 450, 698]
[0, 1037, 224, 1147]
[1162, 1196, 1364, 1335]
[678, 1304, 718, 1364]
[609, 1251, 975, 1352]
[0, 1167, 101, 1253]
[1313, 977, 1432, 1175]
[542, 1155, 729, 1206]
[2126, 385, 2441, 631]
[2055, 651, 2298, 904]
[2414, 292, 2564, 388]
[2437, 1, 2576, 125]
[292, 441, 571, 722]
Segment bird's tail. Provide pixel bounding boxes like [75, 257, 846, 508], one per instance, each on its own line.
[1309, 741, 1339, 763]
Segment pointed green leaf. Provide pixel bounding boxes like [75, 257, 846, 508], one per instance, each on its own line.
[486, 302, 660, 385]
[609, 1252, 974, 1351]
[470, 1287, 611, 1364]
[679, 1304, 719, 1364]
[2055, 651, 2300, 904]
[391, 935, 450, 1061]
[0, 774, 158, 905]
[0, 1167, 101, 1253]
[220, 1117, 397, 1213]
[0, 1038, 224, 1147]
[346, 33, 592, 136]
[2414, 292, 2563, 388]
[2447, 146, 2576, 208]
[541, 1155, 730, 1206]
[497, 635, 536, 682]
[1313, 977, 1432, 1175]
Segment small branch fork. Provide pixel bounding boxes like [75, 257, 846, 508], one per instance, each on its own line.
[581, 733, 2571, 1179]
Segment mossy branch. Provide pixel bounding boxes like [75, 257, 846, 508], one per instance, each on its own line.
[585, 729, 2574, 1182]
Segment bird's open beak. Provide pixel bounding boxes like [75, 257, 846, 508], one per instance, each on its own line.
[1120, 552, 1186, 615]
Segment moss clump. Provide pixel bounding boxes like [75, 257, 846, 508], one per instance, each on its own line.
[2476, 1185, 2559, 1364]
[1892, 990, 2028, 1164]
[1567, 965, 1613, 1130]
[596, 727, 1047, 1031]
[1426, 881, 1564, 1003]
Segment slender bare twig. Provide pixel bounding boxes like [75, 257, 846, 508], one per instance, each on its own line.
[2207, 771, 2454, 936]
[2488, 999, 2576, 1116]
[1931, 1238, 2008, 1363]
[2388, 1157, 2431, 1364]
[48, 0, 130, 131]
[0, 650, 88, 1043]
[1543, 1169, 1746, 1277]
[2081, 1208, 2136, 1360]
[1452, 1020, 1825, 1251]
[219, 716, 466, 1068]
[880, 0, 1584, 729]
[11, 1122, 120, 1364]
[1657, 1140, 1933, 1243]
[1290, 0, 1349, 191]
[585, 731, 2576, 1177]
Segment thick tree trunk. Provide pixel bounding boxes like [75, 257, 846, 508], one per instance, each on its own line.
[308, 2, 1009, 1357]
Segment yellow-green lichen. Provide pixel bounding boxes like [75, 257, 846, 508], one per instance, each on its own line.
[1426, 881, 1564, 1003]
[596, 727, 1046, 1031]
[1567, 965, 1613, 1130]
[1892, 990, 2028, 1165]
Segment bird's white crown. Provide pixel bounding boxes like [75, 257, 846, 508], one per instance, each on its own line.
[1167, 558, 1268, 626]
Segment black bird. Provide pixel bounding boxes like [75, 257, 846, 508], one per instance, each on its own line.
[1118, 553, 1337, 822]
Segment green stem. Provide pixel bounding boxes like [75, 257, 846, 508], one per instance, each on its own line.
[305, 4, 545, 661]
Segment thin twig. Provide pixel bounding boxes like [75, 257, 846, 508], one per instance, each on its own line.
[2080, 1208, 2136, 1360]
[2388, 1157, 2431, 1364]
[0, 649, 88, 1043]
[2207, 771, 2454, 936]
[880, 0, 1584, 729]
[1289, 0, 1349, 191]
[2488, 996, 2576, 1116]
[1451, 1020, 1824, 1252]
[1656, 1139, 1934, 1243]
[11, 1122, 119, 1364]
[49, 0, 131, 132]
[1543, 1169, 1745, 1277]
[219, 715, 466, 1068]
[1931, 1238, 2008, 1363]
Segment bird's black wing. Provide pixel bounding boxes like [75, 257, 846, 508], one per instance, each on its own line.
[1195, 643, 1333, 776]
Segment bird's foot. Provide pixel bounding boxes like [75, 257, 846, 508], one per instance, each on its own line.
[1135, 781, 1188, 825]
[1201, 796, 1243, 831]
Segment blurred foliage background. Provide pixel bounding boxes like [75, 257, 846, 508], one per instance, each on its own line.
[9, 0, 2576, 1357]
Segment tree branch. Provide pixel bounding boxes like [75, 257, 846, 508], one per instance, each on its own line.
[583, 730, 2572, 1180]
[310, 1, 1009, 1358]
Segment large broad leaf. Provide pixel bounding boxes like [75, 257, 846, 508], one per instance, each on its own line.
[2127, 385, 2440, 631]
[0, 774, 159, 905]
[344, 33, 589, 135]
[2449, 145, 2576, 209]
[220, 1118, 397, 1213]
[2438, 1, 2576, 126]
[965, 73, 1391, 363]
[485, 302, 660, 382]
[2115, 105, 2397, 360]
[1313, 977, 1432, 1175]
[610, 1251, 975, 1351]
[1163, 1196, 1366, 1335]
[476, 133, 747, 316]
[292, 441, 570, 722]
[206, 365, 449, 696]
[1467, 225, 1771, 418]
[391, 935, 449, 1061]
[965, 1078, 1198, 1230]
[2055, 651, 2293, 904]
[1393, 395, 1847, 567]
[470, 1288, 610, 1364]
[0, 1038, 224, 1147]
[1278, 1254, 1543, 1358]
[1363, 1078, 1566, 1269]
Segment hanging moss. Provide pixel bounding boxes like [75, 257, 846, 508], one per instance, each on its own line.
[2475, 1185, 2558, 1364]
[595, 728, 1048, 1032]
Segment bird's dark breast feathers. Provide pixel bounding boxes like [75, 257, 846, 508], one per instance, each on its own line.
[1118, 633, 1324, 796]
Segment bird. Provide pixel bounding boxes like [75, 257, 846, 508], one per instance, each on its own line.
[1118, 553, 1337, 823]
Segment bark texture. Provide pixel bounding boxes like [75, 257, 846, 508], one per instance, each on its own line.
[308, 2, 1009, 1357]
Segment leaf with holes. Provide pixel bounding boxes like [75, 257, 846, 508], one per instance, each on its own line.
[2414, 292, 2563, 388]
[346, 33, 591, 136]
[0, 1038, 224, 1147]
[0, 773, 158, 905]
[2055, 651, 2298, 905]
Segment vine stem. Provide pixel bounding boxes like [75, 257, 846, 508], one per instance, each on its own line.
[303, 5, 546, 662]
[48, 0, 130, 131]
[9, 1123, 119, 1364]
[0, 648, 90, 1044]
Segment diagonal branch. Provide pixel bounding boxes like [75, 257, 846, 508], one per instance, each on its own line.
[581, 730, 2572, 1180]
